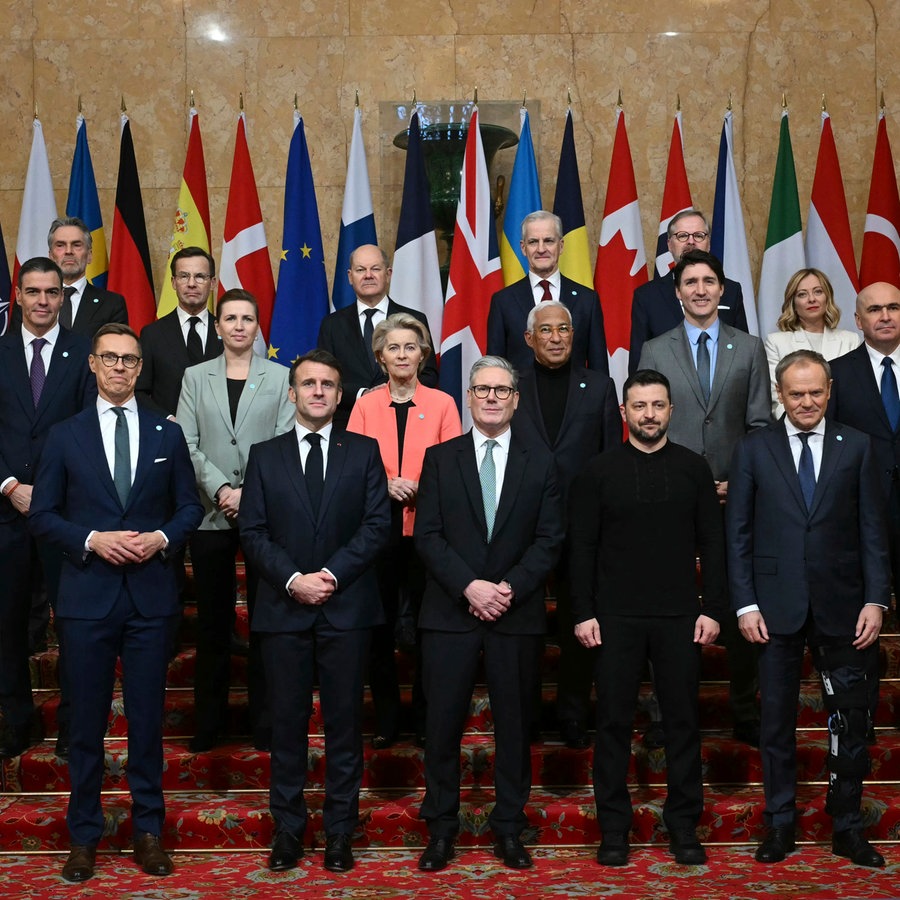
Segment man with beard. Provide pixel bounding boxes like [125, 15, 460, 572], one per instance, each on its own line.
[569, 368, 726, 867]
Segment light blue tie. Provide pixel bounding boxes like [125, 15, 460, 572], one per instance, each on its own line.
[480, 439, 498, 540]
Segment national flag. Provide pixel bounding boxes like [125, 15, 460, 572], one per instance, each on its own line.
[332, 106, 377, 311]
[860, 109, 900, 289]
[500, 107, 541, 284]
[757, 109, 805, 335]
[552, 109, 593, 288]
[268, 109, 329, 366]
[0, 221, 12, 335]
[219, 111, 275, 355]
[805, 110, 859, 324]
[594, 107, 648, 395]
[66, 113, 108, 288]
[711, 108, 759, 335]
[12, 117, 57, 300]
[440, 107, 504, 428]
[158, 106, 212, 316]
[654, 111, 693, 276]
[391, 108, 443, 341]
[108, 113, 156, 334]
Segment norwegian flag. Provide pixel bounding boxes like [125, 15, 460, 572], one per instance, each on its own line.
[654, 110, 693, 277]
[594, 107, 648, 396]
[860, 108, 900, 290]
[439, 106, 504, 429]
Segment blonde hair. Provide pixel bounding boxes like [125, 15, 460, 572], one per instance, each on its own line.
[777, 268, 841, 332]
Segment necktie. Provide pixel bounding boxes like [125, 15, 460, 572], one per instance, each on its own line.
[112, 407, 131, 507]
[696, 332, 711, 405]
[362, 308, 379, 375]
[539, 279, 552, 302]
[305, 432, 324, 515]
[186, 315, 203, 365]
[882, 357, 900, 431]
[30, 338, 47, 408]
[480, 439, 498, 541]
[59, 286, 75, 330]
[797, 432, 816, 510]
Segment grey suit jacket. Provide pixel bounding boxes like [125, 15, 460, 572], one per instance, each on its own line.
[639, 321, 772, 481]
[176, 354, 295, 530]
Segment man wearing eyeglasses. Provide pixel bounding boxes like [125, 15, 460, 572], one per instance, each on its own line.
[513, 301, 620, 749]
[136, 247, 223, 419]
[629, 209, 749, 376]
[0, 257, 96, 761]
[30, 322, 202, 883]
[414, 356, 565, 873]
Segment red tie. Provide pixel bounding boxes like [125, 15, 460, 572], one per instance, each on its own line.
[539, 279, 552, 302]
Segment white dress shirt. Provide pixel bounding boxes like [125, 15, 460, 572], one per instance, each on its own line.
[472, 424, 512, 507]
[528, 270, 561, 305]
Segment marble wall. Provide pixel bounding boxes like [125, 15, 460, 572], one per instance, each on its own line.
[0, 0, 897, 309]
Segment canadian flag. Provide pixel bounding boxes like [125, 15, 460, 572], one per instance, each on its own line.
[594, 107, 648, 396]
[859, 109, 900, 290]
[654, 111, 693, 277]
[219, 111, 275, 354]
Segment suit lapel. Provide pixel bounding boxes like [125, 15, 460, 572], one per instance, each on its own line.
[318, 431, 347, 522]
[493, 438, 526, 538]
[343, 305, 376, 377]
[556, 370, 590, 444]
[708, 323, 737, 411]
[670, 328, 707, 409]
[808, 423, 846, 518]
[517, 376, 552, 447]
[764, 422, 808, 515]
[232, 358, 269, 433]
[458, 432, 488, 537]
[73, 409, 121, 508]
[279, 431, 316, 523]
[72, 287, 99, 330]
[853, 345, 894, 434]
[0, 337, 37, 422]
[125, 410, 165, 511]
[207, 356, 236, 435]
[203, 311, 222, 358]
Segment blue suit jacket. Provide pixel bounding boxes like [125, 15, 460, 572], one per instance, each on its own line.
[28, 405, 203, 619]
[239, 428, 391, 632]
[487, 275, 609, 374]
[727, 418, 890, 636]
[629, 271, 748, 375]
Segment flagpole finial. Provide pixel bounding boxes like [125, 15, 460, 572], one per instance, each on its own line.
[522, 91, 527, 109]
[412, 89, 417, 106]
[676, 93, 681, 112]
[616, 89, 623, 110]
[190, 90, 195, 108]
[821, 93, 827, 113]
[77, 95, 82, 114]
[355, 89, 359, 108]
[293, 92, 298, 111]
[239, 92, 244, 112]
[567, 88, 572, 107]
[727, 92, 732, 112]
[474, 86, 478, 104]
[120, 95, 127, 113]
[33, 103, 38, 119]
[881, 91, 886, 112]
[781, 92, 788, 110]
[495, 174, 506, 219]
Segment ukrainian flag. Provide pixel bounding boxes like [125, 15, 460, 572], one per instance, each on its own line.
[66, 114, 108, 288]
[500, 108, 541, 285]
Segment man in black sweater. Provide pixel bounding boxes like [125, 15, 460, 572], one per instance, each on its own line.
[569, 368, 726, 868]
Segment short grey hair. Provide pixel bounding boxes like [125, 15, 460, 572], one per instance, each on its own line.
[526, 300, 572, 333]
[521, 210, 563, 242]
[469, 355, 518, 391]
[775, 349, 831, 386]
[48, 216, 92, 251]
[667, 208, 710, 239]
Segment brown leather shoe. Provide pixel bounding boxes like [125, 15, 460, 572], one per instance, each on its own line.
[61, 845, 96, 883]
[132, 833, 174, 876]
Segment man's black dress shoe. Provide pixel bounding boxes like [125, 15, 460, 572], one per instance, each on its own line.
[418, 836, 455, 871]
[755, 825, 796, 862]
[559, 720, 591, 750]
[832, 830, 885, 868]
[732, 720, 761, 748]
[188, 732, 219, 754]
[596, 831, 629, 866]
[0, 728, 30, 759]
[268, 831, 302, 871]
[323, 833, 354, 872]
[61, 844, 96, 883]
[643, 721, 665, 749]
[253, 728, 272, 752]
[133, 833, 174, 876]
[668, 828, 707, 865]
[493, 835, 532, 869]
[371, 734, 395, 750]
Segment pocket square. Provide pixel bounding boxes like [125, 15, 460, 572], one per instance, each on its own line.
[154, 457, 168, 463]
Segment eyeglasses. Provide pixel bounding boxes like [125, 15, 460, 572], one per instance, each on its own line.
[93, 352, 142, 369]
[534, 324, 572, 337]
[671, 231, 709, 243]
[470, 384, 514, 400]
[174, 273, 211, 284]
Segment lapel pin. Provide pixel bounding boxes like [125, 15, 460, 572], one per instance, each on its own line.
[249, 383, 256, 389]
[62, 351, 69, 358]
[570, 290, 577, 296]
[726, 343, 733, 350]
[419, 413, 425, 419]
[156, 425, 163, 431]
[579, 382, 586, 388]
[836, 435, 843, 441]
[336, 441, 342, 447]
[92, 298, 99, 304]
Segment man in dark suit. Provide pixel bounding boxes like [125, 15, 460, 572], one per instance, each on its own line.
[0, 257, 96, 760]
[639, 249, 771, 746]
[629, 209, 748, 375]
[413, 356, 565, 873]
[487, 210, 608, 374]
[317, 244, 439, 428]
[513, 299, 620, 747]
[239, 349, 390, 874]
[29, 323, 203, 882]
[728, 349, 889, 868]
[136, 246, 222, 418]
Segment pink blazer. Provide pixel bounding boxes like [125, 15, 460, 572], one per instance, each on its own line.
[347, 382, 462, 535]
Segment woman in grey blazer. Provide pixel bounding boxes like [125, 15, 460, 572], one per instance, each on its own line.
[764, 268, 860, 417]
[177, 289, 295, 752]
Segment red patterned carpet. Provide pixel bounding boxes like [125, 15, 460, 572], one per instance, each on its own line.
[2, 846, 899, 900]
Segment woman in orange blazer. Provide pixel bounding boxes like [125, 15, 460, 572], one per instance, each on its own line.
[347, 312, 461, 748]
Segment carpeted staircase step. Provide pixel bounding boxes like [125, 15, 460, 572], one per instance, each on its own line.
[3, 782, 898, 853]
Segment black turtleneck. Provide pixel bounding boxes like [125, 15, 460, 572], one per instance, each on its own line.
[534, 359, 571, 445]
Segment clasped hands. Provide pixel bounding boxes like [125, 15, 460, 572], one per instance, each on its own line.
[90, 530, 166, 565]
[465, 579, 513, 621]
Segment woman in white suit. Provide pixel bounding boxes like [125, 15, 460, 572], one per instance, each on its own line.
[764, 268, 860, 416]
[177, 289, 295, 752]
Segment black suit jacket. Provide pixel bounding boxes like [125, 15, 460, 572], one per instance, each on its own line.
[513, 365, 621, 493]
[487, 275, 609, 374]
[13, 284, 129, 338]
[629, 272, 748, 375]
[414, 429, 565, 635]
[317, 298, 440, 428]
[239, 428, 391, 633]
[727, 418, 890, 636]
[136, 309, 223, 417]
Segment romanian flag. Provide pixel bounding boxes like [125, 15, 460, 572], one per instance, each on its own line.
[158, 107, 212, 316]
[66, 113, 108, 288]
